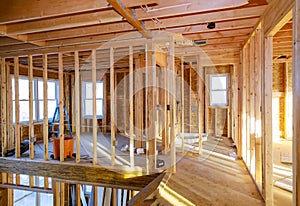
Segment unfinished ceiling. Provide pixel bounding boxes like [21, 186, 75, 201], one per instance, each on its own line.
[0, 0, 269, 69]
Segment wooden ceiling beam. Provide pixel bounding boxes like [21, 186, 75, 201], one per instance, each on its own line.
[136, 0, 249, 20]
[107, 0, 151, 38]
[5, 10, 123, 35]
[121, 0, 158, 8]
[183, 27, 253, 40]
[145, 5, 266, 29]
[0, 37, 23, 46]
[165, 18, 259, 35]
[46, 31, 143, 47]
[0, 0, 109, 24]
[27, 22, 135, 42]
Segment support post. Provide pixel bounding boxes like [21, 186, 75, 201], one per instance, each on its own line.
[110, 47, 116, 166]
[197, 55, 204, 155]
[92, 49, 98, 165]
[43, 54, 49, 160]
[74, 51, 81, 163]
[58, 52, 64, 162]
[169, 37, 176, 172]
[181, 56, 184, 154]
[129, 46, 134, 167]
[1, 58, 7, 157]
[262, 36, 273, 205]
[293, 2, 300, 205]
[14, 57, 20, 158]
[28, 55, 34, 159]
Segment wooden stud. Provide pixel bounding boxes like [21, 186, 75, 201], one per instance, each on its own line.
[44, 177, 49, 190]
[262, 36, 273, 205]
[60, 182, 65, 206]
[129, 46, 134, 168]
[169, 37, 176, 173]
[134, 56, 143, 149]
[123, 72, 127, 135]
[76, 184, 81, 206]
[254, 27, 262, 189]
[197, 55, 204, 155]
[28, 55, 34, 159]
[92, 49, 98, 165]
[249, 37, 256, 175]
[75, 51, 81, 163]
[14, 57, 20, 158]
[6, 65, 13, 151]
[181, 57, 185, 154]
[293, 2, 300, 204]
[58, 52, 65, 162]
[43, 54, 49, 160]
[1, 58, 7, 157]
[110, 47, 116, 166]
[94, 186, 98, 206]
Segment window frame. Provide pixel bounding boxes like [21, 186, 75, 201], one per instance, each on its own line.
[82, 80, 104, 119]
[209, 74, 229, 106]
[12, 75, 59, 123]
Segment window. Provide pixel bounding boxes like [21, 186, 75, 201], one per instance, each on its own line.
[82, 81, 104, 118]
[12, 77, 59, 122]
[210, 74, 229, 106]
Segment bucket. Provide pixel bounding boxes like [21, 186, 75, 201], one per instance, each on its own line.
[52, 136, 74, 159]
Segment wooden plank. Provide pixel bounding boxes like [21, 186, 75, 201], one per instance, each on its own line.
[134, 56, 143, 149]
[128, 172, 165, 206]
[262, 36, 273, 205]
[58, 52, 64, 162]
[0, 188, 8, 206]
[75, 51, 81, 163]
[60, 182, 65, 206]
[293, 2, 300, 204]
[165, 18, 259, 35]
[1, 58, 7, 157]
[181, 56, 185, 153]
[169, 37, 176, 172]
[6, 65, 13, 151]
[129, 46, 134, 168]
[107, 0, 151, 38]
[145, 6, 266, 29]
[197, 55, 204, 155]
[0, 158, 161, 190]
[249, 37, 256, 176]
[43, 54, 49, 161]
[28, 55, 34, 159]
[5, 10, 122, 35]
[254, 27, 262, 189]
[123, 72, 127, 135]
[0, 0, 108, 24]
[76, 184, 81, 206]
[110, 47, 116, 166]
[14, 57, 20, 158]
[92, 49, 98, 165]
[262, 0, 293, 36]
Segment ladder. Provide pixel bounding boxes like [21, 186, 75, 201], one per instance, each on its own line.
[49, 105, 72, 137]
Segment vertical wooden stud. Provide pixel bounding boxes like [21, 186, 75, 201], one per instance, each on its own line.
[1, 58, 7, 157]
[293, 2, 300, 204]
[14, 57, 20, 158]
[92, 49, 98, 165]
[110, 47, 116, 166]
[197, 55, 204, 155]
[129, 46, 134, 167]
[169, 37, 176, 172]
[262, 36, 273, 205]
[28, 55, 34, 159]
[75, 51, 81, 163]
[58, 52, 65, 162]
[43, 54, 49, 160]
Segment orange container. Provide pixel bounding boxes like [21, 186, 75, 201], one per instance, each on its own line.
[52, 136, 74, 159]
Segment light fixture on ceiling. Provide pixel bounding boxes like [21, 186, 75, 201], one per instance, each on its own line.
[207, 22, 216, 29]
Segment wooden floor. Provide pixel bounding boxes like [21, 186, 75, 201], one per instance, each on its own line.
[149, 137, 265, 206]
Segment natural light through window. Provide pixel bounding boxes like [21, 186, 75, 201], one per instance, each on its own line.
[210, 74, 228, 106]
[82, 81, 104, 118]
